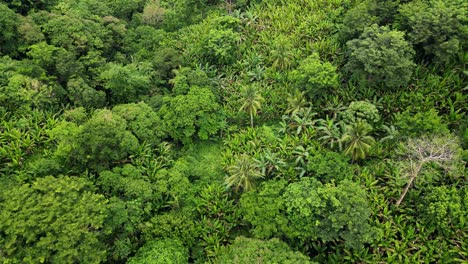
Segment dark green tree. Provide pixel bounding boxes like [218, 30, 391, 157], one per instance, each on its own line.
[99, 63, 153, 104]
[239, 179, 289, 238]
[283, 178, 374, 248]
[159, 86, 225, 143]
[345, 24, 415, 89]
[112, 102, 165, 146]
[52, 109, 139, 172]
[0, 4, 18, 55]
[399, 0, 467, 64]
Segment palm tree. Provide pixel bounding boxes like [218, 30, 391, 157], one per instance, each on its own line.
[239, 85, 264, 128]
[340, 121, 375, 161]
[290, 107, 317, 136]
[255, 149, 286, 178]
[379, 124, 399, 147]
[316, 116, 343, 151]
[270, 36, 295, 71]
[285, 89, 308, 116]
[225, 154, 263, 192]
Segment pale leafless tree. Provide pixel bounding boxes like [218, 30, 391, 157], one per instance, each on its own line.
[396, 135, 461, 206]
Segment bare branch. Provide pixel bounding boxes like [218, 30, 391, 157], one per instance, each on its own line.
[396, 135, 460, 206]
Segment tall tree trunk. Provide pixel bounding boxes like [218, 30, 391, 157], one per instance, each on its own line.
[396, 161, 423, 206]
[250, 112, 254, 128]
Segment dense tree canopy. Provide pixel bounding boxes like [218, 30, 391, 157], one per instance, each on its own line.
[214, 237, 313, 264]
[345, 24, 415, 89]
[0, 176, 108, 263]
[0, 0, 465, 263]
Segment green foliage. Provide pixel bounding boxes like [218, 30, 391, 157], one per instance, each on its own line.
[169, 67, 213, 95]
[0, 0, 466, 262]
[195, 183, 239, 258]
[268, 35, 297, 71]
[214, 236, 313, 264]
[17, 16, 45, 50]
[225, 154, 264, 192]
[204, 28, 241, 66]
[340, 1, 380, 41]
[27, 42, 61, 73]
[178, 15, 241, 66]
[399, 0, 467, 64]
[283, 178, 374, 248]
[239, 179, 289, 239]
[291, 53, 339, 98]
[195, 183, 237, 222]
[341, 121, 376, 161]
[0, 110, 59, 175]
[419, 186, 467, 236]
[143, 211, 199, 247]
[159, 86, 225, 143]
[341, 101, 380, 126]
[0, 73, 54, 115]
[127, 239, 188, 264]
[340, 0, 399, 41]
[345, 24, 415, 89]
[239, 84, 264, 127]
[104, 197, 145, 261]
[98, 165, 158, 203]
[182, 142, 224, 185]
[112, 102, 164, 145]
[307, 150, 352, 183]
[0, 176, 108, 264]
[43, 13, 110, 55]
[0, 4, 18, 55]
[66, 76, 106, 108]
[152, 159, 193, 207]
[154, 0, 211, 31]
[100, 63, 153, 104]
[104, 0, 146, 20]
[4, 0, 59, 14]
[52, 109, 139, 172]
[395, 108, 449, 137]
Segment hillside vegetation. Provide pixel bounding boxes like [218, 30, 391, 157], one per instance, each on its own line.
[0, 0, 466, 263]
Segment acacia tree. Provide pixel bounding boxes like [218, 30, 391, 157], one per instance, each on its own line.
[396, 135, 461, 206]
